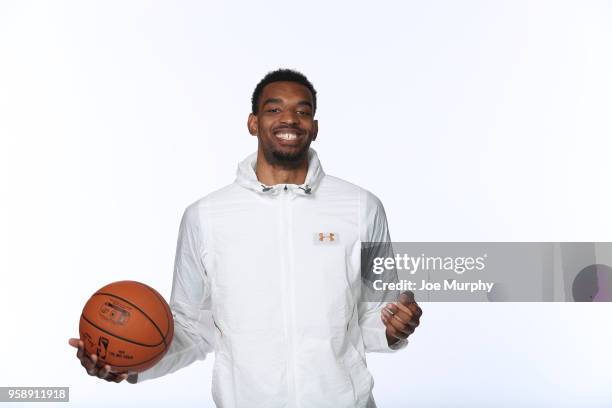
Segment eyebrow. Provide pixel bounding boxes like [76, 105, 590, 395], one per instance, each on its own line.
[262, 98, 313, 109]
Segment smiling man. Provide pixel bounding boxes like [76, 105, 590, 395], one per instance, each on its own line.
[251, 78, 317, 168]
[70, 68, 422, 408]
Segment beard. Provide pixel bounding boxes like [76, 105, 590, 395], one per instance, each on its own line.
[261, 138, 312, 169]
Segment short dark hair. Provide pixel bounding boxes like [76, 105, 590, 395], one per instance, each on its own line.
[251, 68, 317, 115]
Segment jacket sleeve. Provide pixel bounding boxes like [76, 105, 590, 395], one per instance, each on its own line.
[137, 203, 216, 382]
[357, 189, 408, 353]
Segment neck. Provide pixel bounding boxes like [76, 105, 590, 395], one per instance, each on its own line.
[255, 146, 309, 186]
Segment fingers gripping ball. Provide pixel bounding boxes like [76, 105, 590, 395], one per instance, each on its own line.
[79, 281, 174, 373]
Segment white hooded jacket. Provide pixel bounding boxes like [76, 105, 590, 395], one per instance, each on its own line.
[138, 148, 407, 407]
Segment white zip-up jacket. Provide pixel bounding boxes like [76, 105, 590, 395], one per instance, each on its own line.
[138, 148, 407, 407]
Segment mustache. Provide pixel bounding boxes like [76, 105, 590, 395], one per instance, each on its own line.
[272, 125, 304, 133]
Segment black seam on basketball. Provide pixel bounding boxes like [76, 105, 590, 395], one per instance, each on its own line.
[130, 281, 172, 340]
[81, 313, 164, 347]
[140, 283, 171, 340]
[93, 292, 167, 348]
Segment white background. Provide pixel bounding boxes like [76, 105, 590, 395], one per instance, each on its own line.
[1, 1, 611, 406]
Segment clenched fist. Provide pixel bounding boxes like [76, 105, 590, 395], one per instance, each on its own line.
[382, 291, 422, 346]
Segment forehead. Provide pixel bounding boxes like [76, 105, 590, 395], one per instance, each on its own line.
[260, 81, 313, 104]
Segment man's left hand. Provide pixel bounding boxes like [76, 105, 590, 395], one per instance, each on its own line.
[382, 291, 422, 346]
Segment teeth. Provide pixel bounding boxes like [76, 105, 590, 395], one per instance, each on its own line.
[276, 132, 298, 141]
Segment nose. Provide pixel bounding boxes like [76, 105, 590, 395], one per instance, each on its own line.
[279, 109, 299, 125]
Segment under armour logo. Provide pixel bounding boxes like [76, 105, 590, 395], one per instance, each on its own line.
[315, 233, 338, 243]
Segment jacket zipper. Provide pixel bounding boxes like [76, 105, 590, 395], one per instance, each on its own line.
[286, 187, 300, 408]
[280, 186, 298, 407]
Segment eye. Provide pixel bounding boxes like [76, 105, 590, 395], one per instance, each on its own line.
[297, 110, 312, 116]
[266, 108, 281, 113]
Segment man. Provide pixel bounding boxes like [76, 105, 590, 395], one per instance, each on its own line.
[69, 68, 422, 407]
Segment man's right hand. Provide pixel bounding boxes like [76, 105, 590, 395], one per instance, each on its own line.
[68, 338, 136, 383]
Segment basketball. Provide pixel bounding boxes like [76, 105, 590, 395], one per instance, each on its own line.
[79, 280, 174, 373]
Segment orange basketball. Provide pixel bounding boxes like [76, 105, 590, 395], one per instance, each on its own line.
[79, 280, 174, 373]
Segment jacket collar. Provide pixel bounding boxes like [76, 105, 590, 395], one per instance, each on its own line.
[235, 148, 325, 196]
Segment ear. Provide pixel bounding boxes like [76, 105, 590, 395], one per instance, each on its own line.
[247, 113, 258, 136]
[312, 119, 318, 141]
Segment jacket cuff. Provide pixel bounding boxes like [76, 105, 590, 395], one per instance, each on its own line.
[362, 319, 409, 353]
[135, 369, 152, 383]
